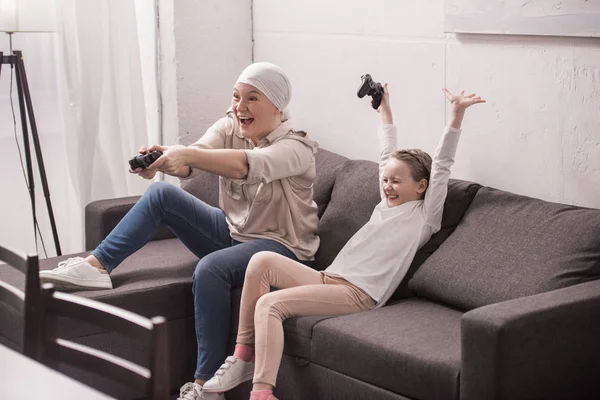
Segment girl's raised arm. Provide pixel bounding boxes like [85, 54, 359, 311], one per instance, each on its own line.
[423, 89, 486, 229]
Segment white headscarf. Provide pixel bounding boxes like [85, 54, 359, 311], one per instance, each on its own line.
[236, 62, 292, 121]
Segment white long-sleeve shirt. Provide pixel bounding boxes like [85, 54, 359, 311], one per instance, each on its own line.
[324, 124, 462, 307]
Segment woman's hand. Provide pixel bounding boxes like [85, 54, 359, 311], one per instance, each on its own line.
[129, 145, 159, 179]
[442, 88, 486, 129]
[146, 144, 192, 178]
[376, 83, 393, 125]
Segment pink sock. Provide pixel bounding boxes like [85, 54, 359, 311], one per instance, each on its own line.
[233, 343, 255, 362]
[250, 390, 276, 400]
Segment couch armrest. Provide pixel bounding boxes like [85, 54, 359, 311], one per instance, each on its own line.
[461, 279, 600, 400]
[85, 196, 175, 250]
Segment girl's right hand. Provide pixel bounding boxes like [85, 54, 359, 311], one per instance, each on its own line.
[376, 83, 393, 125]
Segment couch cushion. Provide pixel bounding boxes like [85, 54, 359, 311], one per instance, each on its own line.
[313, 159, 381, 270]
[389, 179, 481, 302]
[273, 354, 414, 400]
[409, 187, 600, 310]
[310, 299, 462, 400]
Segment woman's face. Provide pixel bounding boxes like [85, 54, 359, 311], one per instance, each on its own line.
[232, 83, 282, 144]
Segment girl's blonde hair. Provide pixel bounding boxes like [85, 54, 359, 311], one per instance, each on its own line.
[391, 149, 432, 185]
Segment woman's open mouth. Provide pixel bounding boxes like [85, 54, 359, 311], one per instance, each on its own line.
[239, 116, 254, 127]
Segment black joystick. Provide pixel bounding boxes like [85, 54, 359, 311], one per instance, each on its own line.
[129, 151, 163, 170]
[357, 74, 384, 110]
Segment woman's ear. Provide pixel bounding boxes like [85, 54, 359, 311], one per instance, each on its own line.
[417, 179, 428, 194]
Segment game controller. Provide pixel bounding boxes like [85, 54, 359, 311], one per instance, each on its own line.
[357, 74, 384, 110]
[129, 151, 163, 170]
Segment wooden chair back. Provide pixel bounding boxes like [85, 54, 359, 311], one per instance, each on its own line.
[0, 245, 40, 358]
[39, 283, 170, 399]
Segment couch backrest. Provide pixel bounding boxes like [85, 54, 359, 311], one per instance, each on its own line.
[181, 170, 220, 207]
[409, 187, 600, 311]
[313, 159, 381, 270]
[312, 149, 349, 217]
[389, 178, 481, 302]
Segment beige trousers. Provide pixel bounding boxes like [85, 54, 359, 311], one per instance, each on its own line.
[236, 251, 375, 387]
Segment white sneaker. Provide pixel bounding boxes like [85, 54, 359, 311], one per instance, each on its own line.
[203, 356, 255, 393]
[177, 382, 224, 400]
[39, 257, 113, 290]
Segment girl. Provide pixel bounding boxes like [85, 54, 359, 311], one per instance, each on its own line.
[202, 86, 485, 400]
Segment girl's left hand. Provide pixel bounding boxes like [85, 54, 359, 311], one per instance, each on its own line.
[442, 88, 486, 113]
[147, 144, 190, 177]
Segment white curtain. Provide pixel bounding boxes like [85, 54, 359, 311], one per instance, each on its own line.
[0, 1, 158, 257]
[56, 0, 154, 205]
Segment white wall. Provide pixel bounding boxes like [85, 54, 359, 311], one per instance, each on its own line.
[174, 0, 253, 146]
[253, 0, 600, 208]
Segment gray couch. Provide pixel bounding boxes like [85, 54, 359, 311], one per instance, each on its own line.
[1, 148, 600, 400]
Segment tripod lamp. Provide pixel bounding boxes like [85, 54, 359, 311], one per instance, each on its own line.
[0, 0, 61, 255]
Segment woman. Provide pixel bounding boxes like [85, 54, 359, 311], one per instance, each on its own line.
[39, 62, 320, 400]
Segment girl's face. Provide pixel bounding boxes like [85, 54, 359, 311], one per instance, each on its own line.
[232, 83, 282, 144]
[382, 158, 427, 207]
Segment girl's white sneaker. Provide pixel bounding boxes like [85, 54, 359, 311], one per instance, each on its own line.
[177, 382, 224, 400]
[203, 356, 255, 393]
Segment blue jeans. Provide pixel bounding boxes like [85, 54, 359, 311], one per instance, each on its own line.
[91, 182, 302, 380]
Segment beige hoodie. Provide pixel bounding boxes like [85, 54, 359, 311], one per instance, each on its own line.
[186, 114, 320, 261]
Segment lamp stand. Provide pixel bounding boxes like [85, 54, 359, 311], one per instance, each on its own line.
[0, 40, 62, 256]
